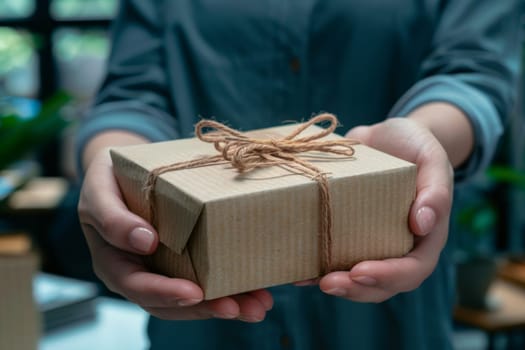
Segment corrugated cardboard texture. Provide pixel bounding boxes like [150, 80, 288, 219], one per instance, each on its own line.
[112, 124, 417, 299]
[0, 234, 40, 350]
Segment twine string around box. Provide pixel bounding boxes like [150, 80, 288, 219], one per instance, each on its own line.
[144, 113, 359, 275]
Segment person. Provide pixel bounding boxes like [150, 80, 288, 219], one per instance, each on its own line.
[76, 1, 522, 349]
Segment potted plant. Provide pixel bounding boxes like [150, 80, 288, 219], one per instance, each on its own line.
[0, 92, 71, 202]
[454, 165, 525, 310]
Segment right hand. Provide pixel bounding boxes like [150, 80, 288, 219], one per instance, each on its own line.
[78, 149, 273, 322]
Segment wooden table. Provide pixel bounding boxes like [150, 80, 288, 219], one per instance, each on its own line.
[498, 261, 525, 288]
[454, 265, 525, 349]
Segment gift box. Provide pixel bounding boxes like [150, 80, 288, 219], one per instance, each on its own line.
[111, 116, 416, 299]
[0, 233, 40, 350]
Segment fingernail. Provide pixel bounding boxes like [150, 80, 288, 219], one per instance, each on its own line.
[238, 315, 263, 323]
[213, 312, 238, 319]
[351, 276, 377, 286]
[294, 278, 318, 286]
[416, 206, 436, 235]
[176, 298, 201, 307]
[129, 227, 155, 253]
[325, 288, 347, 296]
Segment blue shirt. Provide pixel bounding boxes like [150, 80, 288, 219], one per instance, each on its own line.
[77, 1, 522, 349]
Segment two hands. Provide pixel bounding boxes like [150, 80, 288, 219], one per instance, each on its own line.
[78, 115, 456, 322]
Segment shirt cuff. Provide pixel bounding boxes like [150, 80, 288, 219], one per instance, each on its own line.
[388, 75, 503, 182]
[75, 105, 179, 178]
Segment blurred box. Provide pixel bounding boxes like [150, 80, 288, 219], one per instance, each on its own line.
[0, 233, 40, 350]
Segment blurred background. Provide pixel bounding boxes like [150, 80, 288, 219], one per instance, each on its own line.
[0, 0, 115, 283]
[0, 1, 524, 349]
[0, 2, 147, 350]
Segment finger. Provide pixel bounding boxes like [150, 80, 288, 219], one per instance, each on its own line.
[344, 125, 372, 144]
[398, 119, 453, 237]
[328, 119, 453, 302]
[231, 293, 268, 323]
[144, 291, 273, 322]
[78, 151, 158, 254]
[144, 297, 241, 321]
[409, 146, 453, 237]
[320, 218, 448, 302]
[348, 120, 453, 237]
[319, 271, 392, 303]
[245, 289, 274, 311]
[83, 224, 203, 308]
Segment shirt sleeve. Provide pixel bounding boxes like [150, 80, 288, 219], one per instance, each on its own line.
[388, 0, 523, 182]
[75, 0, 179, 171]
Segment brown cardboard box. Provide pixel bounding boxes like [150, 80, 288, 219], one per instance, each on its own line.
[111, 123, 416, 299]
[0, 233, 40, 350]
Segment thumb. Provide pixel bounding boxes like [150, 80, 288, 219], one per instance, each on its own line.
[78, 151, 158, 255]
[344, 125, 372, 144]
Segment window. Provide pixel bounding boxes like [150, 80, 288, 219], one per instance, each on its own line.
[0, 0, 113, 100]
[0, 0, 113, 176]
[54, 28, 109, 100]
[51, 0, 117, 19]
[0, 0, 35, 19]
[0, 27, 38, 97]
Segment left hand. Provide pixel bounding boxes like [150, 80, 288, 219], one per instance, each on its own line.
[318, 117, 454, 302]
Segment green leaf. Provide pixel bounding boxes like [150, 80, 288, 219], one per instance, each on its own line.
[0, 91, 72, 170]
[0, 114, 22, 138]
[457, 200, 497, 237]
[486, 166, 525, 190]
[471, 206, 497, 237]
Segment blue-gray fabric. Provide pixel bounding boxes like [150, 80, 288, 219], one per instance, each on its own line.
[76, 0, 522, 349]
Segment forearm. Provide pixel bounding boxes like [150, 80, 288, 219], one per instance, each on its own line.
[82, 131, 150, 171]
[406, 102, 474, 169]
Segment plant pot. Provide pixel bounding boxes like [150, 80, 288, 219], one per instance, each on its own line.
[456, 255, 499, 310]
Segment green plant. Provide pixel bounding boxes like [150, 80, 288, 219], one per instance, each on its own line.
[453, 164, 525, 309]
[457, 198, 497, 240]
[54, 29, 109, 61]
[0, 92, 72, 170]
[455, 164, 525, 257]
[486, 165, 525, 190]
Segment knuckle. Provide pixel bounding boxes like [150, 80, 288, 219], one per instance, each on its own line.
[124, 289, 148, 307]
[118, 277, 152, 307]
[125, 279, 173, 308]
[433, 183, 453, 203]
[98, 211, 124, 239]
[91, 263, 119, 295]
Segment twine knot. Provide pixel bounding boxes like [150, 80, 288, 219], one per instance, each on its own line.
[145, 113, 359, 275]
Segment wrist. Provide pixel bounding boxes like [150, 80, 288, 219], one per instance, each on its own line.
[405, 102, 474, 168]
[83, 131, 150, 171]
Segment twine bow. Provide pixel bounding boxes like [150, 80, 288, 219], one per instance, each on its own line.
[144, 113, 359, 275]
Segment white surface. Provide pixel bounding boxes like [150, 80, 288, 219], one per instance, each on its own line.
[452, 329, 487, 350]
[39, 297, 149, 350]
[34, 273, 97, 307]
[38, 294, 487, 350]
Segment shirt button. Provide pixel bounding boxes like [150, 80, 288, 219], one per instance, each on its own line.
[289, 57, 301, 73]
[280, 335, 291, 347]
